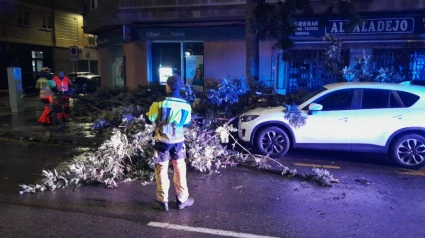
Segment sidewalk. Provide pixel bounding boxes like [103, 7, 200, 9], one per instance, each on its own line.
[0, 95, 104, 145]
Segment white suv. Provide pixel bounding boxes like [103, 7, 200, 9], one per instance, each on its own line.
[238, 82, 425, 169]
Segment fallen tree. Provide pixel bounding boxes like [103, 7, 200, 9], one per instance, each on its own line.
[20, 77, 338, 194]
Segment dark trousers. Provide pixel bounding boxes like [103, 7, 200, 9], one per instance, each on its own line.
[154, 141, 185, 163]
[53, 95, 70, 119]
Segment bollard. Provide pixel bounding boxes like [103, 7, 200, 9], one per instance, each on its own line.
[7, 67, 23, 113]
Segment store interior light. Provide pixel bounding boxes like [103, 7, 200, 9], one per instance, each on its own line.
[185, 51, 191, 56]
[159, 67, 172, 85]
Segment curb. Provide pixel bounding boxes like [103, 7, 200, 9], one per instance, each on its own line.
[0, 128, 104, 146]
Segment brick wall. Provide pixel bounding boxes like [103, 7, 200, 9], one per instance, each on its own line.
[203, 40, 275, 84]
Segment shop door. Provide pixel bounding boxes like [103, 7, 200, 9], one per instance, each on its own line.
[285, 49, 349, 93]
[151, 43, 181, 85]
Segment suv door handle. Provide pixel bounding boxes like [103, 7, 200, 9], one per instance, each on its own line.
[339, 117, 348, 121]
[393, 115, 402, 119]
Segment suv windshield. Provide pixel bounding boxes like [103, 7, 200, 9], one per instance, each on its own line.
[296, 87, 327, 104]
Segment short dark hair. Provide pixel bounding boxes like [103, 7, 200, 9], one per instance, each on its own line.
[167, 75, 183, 92]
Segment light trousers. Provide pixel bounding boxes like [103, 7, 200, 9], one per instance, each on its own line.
[155, 159, 189, 203]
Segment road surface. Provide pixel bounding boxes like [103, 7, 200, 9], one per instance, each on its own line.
[0, 139, 424, 238]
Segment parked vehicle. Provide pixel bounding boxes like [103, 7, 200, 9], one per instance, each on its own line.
[68, 72, 101, 94]
[238, 82, 425, 169]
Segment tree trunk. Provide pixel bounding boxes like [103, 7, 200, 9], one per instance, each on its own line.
[246, 0, 260, 81]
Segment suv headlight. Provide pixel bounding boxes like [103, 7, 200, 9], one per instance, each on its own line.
[240, 115, 259, 122]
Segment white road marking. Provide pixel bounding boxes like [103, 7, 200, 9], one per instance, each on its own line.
[147, 222, 280, 238]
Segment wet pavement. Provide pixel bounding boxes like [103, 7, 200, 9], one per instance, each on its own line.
[0, 139, 424, 238]
[0, 95, 101, 140]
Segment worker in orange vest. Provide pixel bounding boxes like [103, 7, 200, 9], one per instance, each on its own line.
[36, 67, 55, 125]
[53, 69, 73, 122]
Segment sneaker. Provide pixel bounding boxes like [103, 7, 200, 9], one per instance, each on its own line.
[157, 201, 169, 212]
[176, 197, 194, 210]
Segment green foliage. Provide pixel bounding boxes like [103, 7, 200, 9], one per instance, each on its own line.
[72, 76, 313, 135]
[336, 0, 364, 32]
[21, 75, 339, 194]
[91, 105, 146, 133]
[339, 50, 407, 83]
[71, 84, 164, 119]
[252, 0, 361, 51]
[20, 117, 157, 193]
[284, 104, 308, 128]
[311, 168, 336, 186]
[206, 77, 250, 107]
[375, 67, 406, 83]
[184, 125, 229, 173]
[348, 50, 374, 82]
[323, 34, 344, 81]
[181, 83, 197, 105]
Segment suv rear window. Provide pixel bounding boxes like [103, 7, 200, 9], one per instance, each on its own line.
[396, 91, 420, 107]
[361, 89, 400, 109]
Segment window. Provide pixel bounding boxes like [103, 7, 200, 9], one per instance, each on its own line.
[396, 91, 420, 108]
[90, 0, 98, 10]
[87, 34, 97, 47]
[31, 51, 44, 72]
[17, 11, 29, 26]
[184, 42, 204, 89]
[297, 86, 327, 105]
[151, 43, 181, 85]
[42, 15, 52, 30]
[314, 89, 354, 111]
[361, 89, 400, 109]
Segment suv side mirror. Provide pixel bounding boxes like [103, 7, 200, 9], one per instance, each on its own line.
[308, 103, 323, 111]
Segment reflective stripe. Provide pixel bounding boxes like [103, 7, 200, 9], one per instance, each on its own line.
[147, 96, 192, 143]
[179, 109, 189, 126]
[53, 76, 71, 92]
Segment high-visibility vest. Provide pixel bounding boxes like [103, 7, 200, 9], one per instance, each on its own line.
[53, 76, 72, 93]
[36, 77, 55, 99]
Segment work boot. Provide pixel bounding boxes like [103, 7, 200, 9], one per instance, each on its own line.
[157, 201, 169, 212]
[176, 196, 194, 210]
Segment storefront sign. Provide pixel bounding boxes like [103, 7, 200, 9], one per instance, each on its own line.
[326, 18, 415, 34]
[97, 13, 425, 45]
[293, 14, 425, 37]
[136, 26, 245, 40]
[145, 31, 186, 38]
[293, 19, 324, 36]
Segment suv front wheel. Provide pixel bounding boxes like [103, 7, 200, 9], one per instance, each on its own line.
[255, 126, 290, 158]
[390, 134, 425, 169]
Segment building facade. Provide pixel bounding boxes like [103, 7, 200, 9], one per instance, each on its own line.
[84, 0, 425, 93]
[0, 0, 99, 92]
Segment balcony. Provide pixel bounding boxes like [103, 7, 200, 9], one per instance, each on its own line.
[118, 0, 288, 9]
[119, 0, 247, 9]
[118, 0, 425, 11]
[117, 0, 248, 24]
[85, 0, 425, 34]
